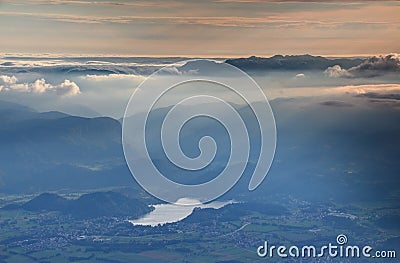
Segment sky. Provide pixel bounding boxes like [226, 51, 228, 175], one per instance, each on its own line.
[0, 0, 399, 57]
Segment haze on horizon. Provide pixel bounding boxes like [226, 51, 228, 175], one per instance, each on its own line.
[0, 0, 399, 57]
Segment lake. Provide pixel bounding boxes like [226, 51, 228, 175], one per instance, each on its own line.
[129, 198, 234, 227]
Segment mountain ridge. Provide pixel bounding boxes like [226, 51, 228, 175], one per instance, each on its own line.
[225, 54, 364, 71]
[3, 191, 153, 219]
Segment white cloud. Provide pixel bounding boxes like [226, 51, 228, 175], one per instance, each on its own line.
[0, 75, 81, 97]
[56, 80, 81, 96]
[0, 75, 17, 85]
[31, 78, 53, 93]
[324, 65, 351, 78]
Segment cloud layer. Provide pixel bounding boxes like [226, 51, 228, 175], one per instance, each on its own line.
[0, 76, 80, 97]
[82, 74, 146, 82]
[325, 54, 400, 78]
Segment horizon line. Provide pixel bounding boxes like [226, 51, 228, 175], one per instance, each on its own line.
[1, 52, 397, 59]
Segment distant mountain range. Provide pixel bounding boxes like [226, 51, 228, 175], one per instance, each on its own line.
[0, 100, 134, 193]
[0, 96, 399, 203]
[2, 191, 152, 219]
[226, 54, 364, 71]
